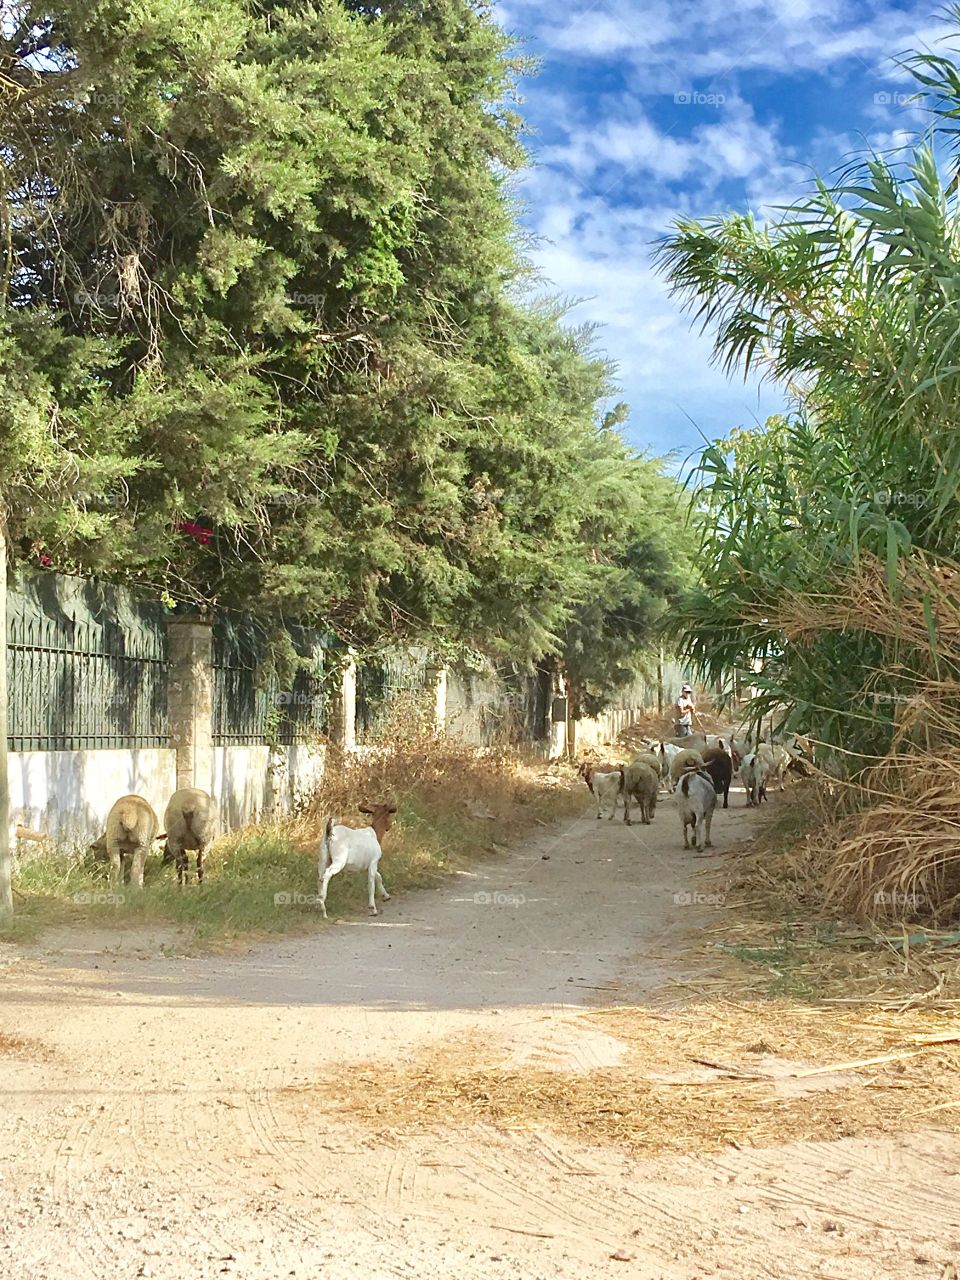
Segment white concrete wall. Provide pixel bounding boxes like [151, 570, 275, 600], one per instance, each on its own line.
[211, 742, 327, 832]
[574, 707, 645, 754]
[8, 748, 177, 848]
[8, 741, 328, 846]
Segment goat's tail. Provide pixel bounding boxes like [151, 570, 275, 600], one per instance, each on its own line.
[617, 767, 625, 793]
[680, 774, 692, 797]
[318, 815, 335, 876]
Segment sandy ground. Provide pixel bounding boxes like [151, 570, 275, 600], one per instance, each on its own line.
[2, 784, 959, 1280]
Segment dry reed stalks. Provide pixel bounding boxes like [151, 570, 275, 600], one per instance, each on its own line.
[736, 553, 960, 922]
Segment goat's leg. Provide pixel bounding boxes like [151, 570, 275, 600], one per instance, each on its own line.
[196, 848, 205, 886]
[367, 865, 379, 916]
[375, 868, 390, 902]
[109, 848, 122, 887]
[175, 849, 188, 887]
[681, 819, 690, 849]
[704, 810, 713, 848]
[319, 858, 346, 919]
[622, 790, 632, 826]
[132, 847, 146, 890]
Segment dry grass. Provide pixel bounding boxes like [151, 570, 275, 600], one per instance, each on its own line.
[287, 1002, 960, 1156]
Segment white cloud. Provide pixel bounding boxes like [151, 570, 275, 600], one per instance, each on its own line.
[496, 0, 951, 454]
[497, 0, 945, 84]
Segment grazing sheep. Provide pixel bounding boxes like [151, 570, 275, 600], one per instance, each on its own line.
[622, 761, 659, 826]
[678, 770, 716, 851]
[592, 767, 625, 820]
[162, 788, 218, 886]
[318, 802, 397, 918]
[740, 751, 769, 806]
[669, 748, 705, 788]
[90, 795, 160, 889]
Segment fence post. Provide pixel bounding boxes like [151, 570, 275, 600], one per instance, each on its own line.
[424, 663, 447, 735]
[167, 617, 214, 792]
[328, 652, 357, 750]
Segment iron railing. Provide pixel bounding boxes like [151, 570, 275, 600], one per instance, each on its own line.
[356, 650, 429, 741]
[7, 612, 168, 751]
[212, 617, 329, 746]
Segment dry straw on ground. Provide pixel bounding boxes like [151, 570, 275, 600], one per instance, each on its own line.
[286, 1002, 960, 1156]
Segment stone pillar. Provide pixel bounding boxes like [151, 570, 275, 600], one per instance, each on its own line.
[424, 663, 448, 736]
[167, 619, 214, 792]
[550, 673, 568, 761]
[328, 654, 357, 750]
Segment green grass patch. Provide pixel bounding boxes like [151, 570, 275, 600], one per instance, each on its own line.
[4, 754, 583, 952]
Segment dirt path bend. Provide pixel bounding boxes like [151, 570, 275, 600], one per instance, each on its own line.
[2, 790, 959, 1280]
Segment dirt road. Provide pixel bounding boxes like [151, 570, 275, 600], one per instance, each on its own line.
[2, 788, 959, 1280]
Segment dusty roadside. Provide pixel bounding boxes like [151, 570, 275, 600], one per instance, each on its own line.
[2, 789, 958, 1280]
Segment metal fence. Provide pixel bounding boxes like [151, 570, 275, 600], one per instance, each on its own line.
[212, 617, 329, 747]
[7, 611, 168, 751]
[356, 650, 429, 741]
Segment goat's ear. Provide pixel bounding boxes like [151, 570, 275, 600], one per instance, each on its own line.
[358, 804, 372, 815]
[387, 804, 398, 814]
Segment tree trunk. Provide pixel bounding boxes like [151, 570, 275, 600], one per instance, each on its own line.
[657, 644, 664, 717]
[0, 515, 11, 924]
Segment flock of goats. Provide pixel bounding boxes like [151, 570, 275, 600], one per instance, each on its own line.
[577, 731, 815, 851]
[87, 728, 814, 921]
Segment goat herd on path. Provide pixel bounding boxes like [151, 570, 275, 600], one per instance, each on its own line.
[578, 730, 815, 853]
[87, 728, 814, 921]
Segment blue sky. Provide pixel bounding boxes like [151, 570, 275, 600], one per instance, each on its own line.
[494, 0, 939, 464]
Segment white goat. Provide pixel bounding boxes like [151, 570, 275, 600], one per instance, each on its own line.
[318, 802, 397, 918]
[678, 770, 716, 851]
[657, 741, 683, 790]
[740, 751, 769, 806]
[90, 795, 160, 889]
[592, 767, 624, 820]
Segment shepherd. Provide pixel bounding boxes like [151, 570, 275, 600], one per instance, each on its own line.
[675, 683, 697, 737]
